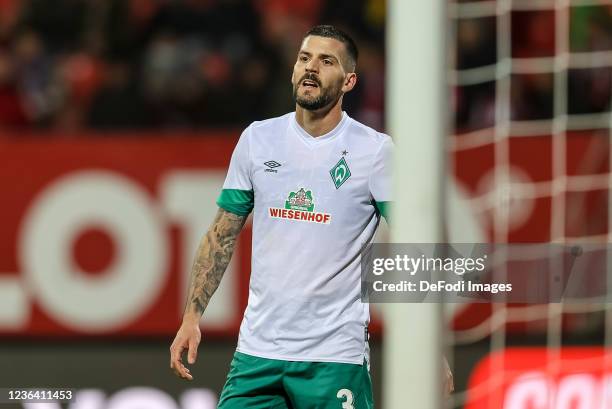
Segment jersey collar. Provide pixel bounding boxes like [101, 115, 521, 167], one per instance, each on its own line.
[290, 111, 349, 146]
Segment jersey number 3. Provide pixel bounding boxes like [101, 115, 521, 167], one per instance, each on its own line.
[336, 388, 355, 409]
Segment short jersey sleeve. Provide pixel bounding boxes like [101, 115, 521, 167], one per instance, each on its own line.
[368, 136, 393, 223]
[216, 127, 255, 216]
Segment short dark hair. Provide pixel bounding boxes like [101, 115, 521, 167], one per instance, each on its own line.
[304, 25, 358, 71]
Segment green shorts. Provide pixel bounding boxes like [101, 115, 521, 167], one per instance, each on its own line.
[217, 351, 374, 409]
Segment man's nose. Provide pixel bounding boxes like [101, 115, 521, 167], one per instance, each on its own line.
[305, 59, 319, 72]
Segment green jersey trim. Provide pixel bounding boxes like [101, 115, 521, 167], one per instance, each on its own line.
[217, 189, 254, 216]
[374, 200, 391, 223]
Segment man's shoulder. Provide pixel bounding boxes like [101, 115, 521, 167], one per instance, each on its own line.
[345, 115, 392, 149]
[246, 112, 293, 135]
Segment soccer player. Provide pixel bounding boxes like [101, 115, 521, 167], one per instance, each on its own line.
[170, 24, 450, 408]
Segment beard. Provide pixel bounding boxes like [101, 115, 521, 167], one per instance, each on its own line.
[293, 74, 343, 111]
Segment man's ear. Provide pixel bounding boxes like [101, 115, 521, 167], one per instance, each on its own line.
[342, 72, 357, 93]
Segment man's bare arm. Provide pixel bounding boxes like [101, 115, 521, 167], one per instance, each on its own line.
[184, 208, 248, 318]
[170, 208, 248, 380]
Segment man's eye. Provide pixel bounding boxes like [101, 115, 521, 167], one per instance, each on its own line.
[323, 60, 332, 65]
[300, 56, 308, 62]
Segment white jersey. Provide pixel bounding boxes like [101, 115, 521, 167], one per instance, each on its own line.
[217, 112, 392, 365]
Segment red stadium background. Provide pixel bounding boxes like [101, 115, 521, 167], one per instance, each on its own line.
[0, 133, 246, 337]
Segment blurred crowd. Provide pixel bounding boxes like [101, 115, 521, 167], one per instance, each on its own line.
[0, 0, 385, 131]
[0, 0, 610, 133]
[455, 4, 612, 133]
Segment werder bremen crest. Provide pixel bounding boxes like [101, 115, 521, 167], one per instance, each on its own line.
[330, 157, 351, 189]
[285, 188, 315, 212]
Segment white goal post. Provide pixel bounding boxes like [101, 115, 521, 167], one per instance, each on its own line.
[385, 0, 447, 408]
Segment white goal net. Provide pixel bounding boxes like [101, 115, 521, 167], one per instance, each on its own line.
[447, 0, 612, 408]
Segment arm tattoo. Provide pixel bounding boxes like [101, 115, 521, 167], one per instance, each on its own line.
[185, 209, 247, 317]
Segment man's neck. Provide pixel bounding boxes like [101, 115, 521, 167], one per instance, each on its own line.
[294, 99, 344, 137]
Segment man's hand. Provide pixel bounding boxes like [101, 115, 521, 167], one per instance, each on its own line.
[170, 319, 201, 381]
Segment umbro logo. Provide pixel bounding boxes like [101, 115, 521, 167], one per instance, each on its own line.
[264, 160, 281, 173]
[264, 160, 281, 168]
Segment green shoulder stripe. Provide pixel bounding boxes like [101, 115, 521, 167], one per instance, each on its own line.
[217, 189, 254, 216]
[374, 200, 391, 223]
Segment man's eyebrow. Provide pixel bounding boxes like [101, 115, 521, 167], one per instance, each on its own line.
[319, 53, 339, 61]
[298, 51, 340, 62]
